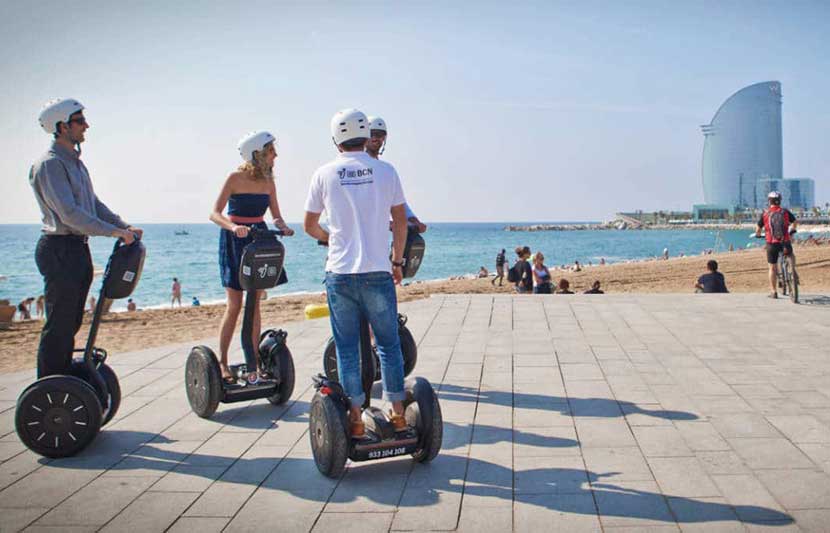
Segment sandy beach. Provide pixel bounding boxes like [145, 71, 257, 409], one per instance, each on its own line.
[1, 243, 828, 374]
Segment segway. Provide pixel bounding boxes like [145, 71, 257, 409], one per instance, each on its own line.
[309, 229, 442, 478]
[322, 227, 424, 384]
[15, 236, 145, 458]
[185, 228, 295, 419]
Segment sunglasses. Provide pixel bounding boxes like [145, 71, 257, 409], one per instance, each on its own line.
[68, 116, 88, 126]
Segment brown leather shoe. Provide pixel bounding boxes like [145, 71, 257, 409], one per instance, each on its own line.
[350, 419, 365, 439]
[389, 411, 408, 432]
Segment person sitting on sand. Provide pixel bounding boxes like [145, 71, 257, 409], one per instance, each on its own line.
[531, 252, 552, 294]
[584, 280, 604, 294]
[477, 266, 489, 278]
[572, 260, 582, 272]
[192, 296, 201, 306]
[210, 130, 293, 384]
[694, 260, 728, 293]
[556, 278, 574, 294]
[126, 298, 137, 312]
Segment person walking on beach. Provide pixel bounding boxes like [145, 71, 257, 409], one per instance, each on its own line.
[170, 279, 180, 306]
[171, 277, 182, 307]
[694, 260, 728, 293]
[492, 249, 506, 286]
[531, 252, 553, 294]
[303, 108, 410, 438]
[35, 295, 45, 319]
[17, 298, 33, 320]
[29, 98, 142, 378]
[755, 191, 798, 299]
[210, 130, 294, 384]
[366, 116, 428, 233]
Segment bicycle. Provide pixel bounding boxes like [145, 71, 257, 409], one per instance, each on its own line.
[752, 230, 799, 303]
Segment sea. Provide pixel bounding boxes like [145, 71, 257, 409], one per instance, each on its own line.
[0, 223, 768, 311]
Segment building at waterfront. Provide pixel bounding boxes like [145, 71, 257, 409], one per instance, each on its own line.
[696, 81, 815, 217]
[700, 81, 784, 209]
[756, 177, 816, 210]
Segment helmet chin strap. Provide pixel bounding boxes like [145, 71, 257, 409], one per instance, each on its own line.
[379, 140, 386, 156]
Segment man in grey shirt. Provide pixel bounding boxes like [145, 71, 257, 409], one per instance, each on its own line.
[30, 98, 142, 377]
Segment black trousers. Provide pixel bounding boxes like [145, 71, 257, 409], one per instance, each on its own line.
[35, 235, 93, 378]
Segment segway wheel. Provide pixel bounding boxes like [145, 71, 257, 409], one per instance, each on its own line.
[324, 338, 376, 397]
[400, 326, 418, 377]
[15, 376, 103, 459]
[309, 392, 349, 478]
[69, 361, 121, 426]
[405, 377, 443, 463]
[185, 346, 222, 419]
[267, 346, 295, 405]
[98, 363, 121, 426]
[323, 337, 338, 382]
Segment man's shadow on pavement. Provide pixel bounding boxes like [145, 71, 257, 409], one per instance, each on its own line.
[436, 383, 699, 421]
[47, 435, 793, 527]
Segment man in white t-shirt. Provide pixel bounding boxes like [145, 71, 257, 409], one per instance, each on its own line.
[303, 108, 409, 439]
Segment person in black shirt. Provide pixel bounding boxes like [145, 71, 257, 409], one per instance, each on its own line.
[492, 249, 506, 286]
[584, 280, 604, 294]
[695, 260, 728, 293]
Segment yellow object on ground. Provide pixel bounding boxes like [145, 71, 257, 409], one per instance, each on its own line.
[304, 303, 330, 320]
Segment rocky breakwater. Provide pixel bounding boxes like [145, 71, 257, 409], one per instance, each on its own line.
[505, 222, 619, 232]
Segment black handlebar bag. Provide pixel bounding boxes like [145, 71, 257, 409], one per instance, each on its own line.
[239, 236, 286, 290]
[401, 229, 426, 279]
[104, 241, 146, 299]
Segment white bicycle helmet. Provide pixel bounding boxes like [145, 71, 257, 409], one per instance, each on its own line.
[367, 116, 387, 133]
[768, 191, 782, 200]
[38, 98, 84, 134]
[237, 131, 275, 163]
[330, 108, 369, 145]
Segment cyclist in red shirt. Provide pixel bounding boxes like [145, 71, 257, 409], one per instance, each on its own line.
[755, 191, 798, 299]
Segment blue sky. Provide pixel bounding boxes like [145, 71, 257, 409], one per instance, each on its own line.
[1, 0, 827, 223]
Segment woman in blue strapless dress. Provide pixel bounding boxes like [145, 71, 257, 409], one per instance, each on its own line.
[209, 131, 294, 383]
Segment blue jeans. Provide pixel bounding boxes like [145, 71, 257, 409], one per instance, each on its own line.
[325, 271, 405, 406]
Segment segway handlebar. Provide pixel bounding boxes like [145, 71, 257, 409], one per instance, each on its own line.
[247, 226, 287, 238]
[751, 229, 797, 239]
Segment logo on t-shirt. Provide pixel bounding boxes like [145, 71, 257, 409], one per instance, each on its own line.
[337, 167, 374, 186]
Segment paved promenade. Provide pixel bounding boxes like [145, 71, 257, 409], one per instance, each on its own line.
[1, 294, 829, 532]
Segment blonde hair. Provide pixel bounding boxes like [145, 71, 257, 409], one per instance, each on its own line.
[237, 143, 274, 181]
[533, 251, 545, 264]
